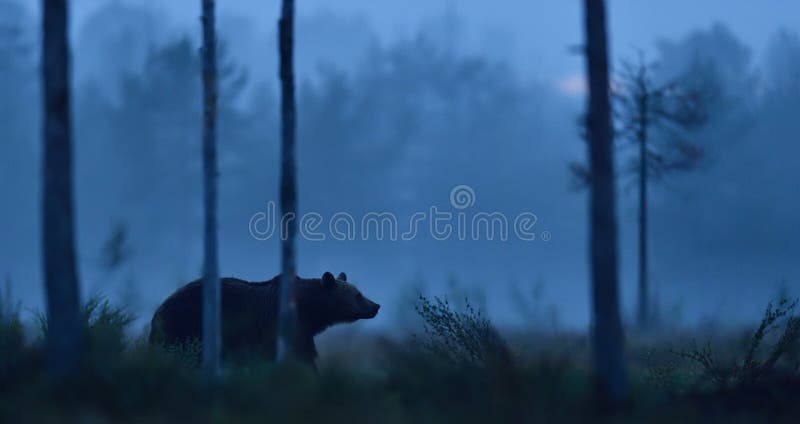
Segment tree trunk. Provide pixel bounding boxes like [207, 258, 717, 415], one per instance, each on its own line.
[637, 98, 649, 329]
[582, 0, 628, 403]
[277, 0, 298, 361]
[201, 0, 221, 377]
[41, 0, 84, 378]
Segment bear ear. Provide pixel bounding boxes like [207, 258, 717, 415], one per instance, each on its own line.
[337, 272, 347, 282]
[322, 272, 336, 289]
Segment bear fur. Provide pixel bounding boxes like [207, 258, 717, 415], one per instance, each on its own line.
[149, 271, 379, 364]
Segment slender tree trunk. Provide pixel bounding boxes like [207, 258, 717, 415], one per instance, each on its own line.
[277, 0, 298, 361]
[637, 98, 649, 329]
[41, 0, 84, 378]
[201, 0, 220, 377]
[582, 0, 628, 403]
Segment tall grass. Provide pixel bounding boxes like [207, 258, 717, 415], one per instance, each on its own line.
[414, 294, 511, 369]
[2, 291, 800, 422]
[671, 297, 800, 389]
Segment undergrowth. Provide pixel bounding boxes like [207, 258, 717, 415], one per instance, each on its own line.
[414, 294, 512, 369]
[1, 292, 800, 422]
[642, 296, 800, 414]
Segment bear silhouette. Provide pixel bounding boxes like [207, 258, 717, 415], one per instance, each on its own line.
[150, 271, 379, 364]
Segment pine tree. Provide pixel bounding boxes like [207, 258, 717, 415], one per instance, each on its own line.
[582, 0, 628, 403]
[41, 0, 84, 378]
[614, 56, 709, 329]
[200, 0, 221, 377]
[276, 0, 298, 361]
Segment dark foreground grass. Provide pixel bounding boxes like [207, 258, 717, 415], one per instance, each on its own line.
[2, 296, 800, 423]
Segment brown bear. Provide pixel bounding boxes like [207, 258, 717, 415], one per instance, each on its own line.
[149, 271, 379, 364]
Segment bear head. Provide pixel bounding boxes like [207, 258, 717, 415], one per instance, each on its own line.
[297, 271, 380, 334]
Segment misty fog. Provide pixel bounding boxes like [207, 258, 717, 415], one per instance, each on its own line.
[1, 0, 798, 333]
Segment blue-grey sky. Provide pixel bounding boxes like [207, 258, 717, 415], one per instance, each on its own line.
[39, 1, 799, 86]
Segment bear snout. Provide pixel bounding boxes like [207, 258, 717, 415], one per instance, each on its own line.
[365, 301, 380, 319]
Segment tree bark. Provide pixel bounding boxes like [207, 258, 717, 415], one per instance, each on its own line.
[41, 0, 84, 378]
[277, 0, 298, 361]
[582, 0, 628, 403]
[201, 0, 221, 377]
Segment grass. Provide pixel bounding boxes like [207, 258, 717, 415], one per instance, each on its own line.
[414, 294, 511, 369]
[1, 292, 800, 423]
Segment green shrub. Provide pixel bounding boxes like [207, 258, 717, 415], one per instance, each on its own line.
[667, 297, 800, 391]
[414, 294, 511, 370]
[0, 282, 26, 385]
[83, 295, 136, 356]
